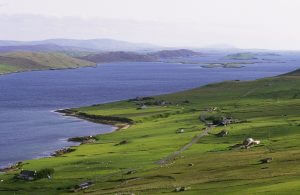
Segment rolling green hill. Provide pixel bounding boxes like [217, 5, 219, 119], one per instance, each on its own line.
[0, 52, 96, 75]
[1, 69, 300, 194]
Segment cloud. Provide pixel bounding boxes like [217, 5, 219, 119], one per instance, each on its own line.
[1, 9, 300, 50]
[0, 3, 7, 7]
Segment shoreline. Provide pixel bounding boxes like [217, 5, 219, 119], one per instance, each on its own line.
[0, 108, 131, 173]
[55, 108, 134, 129]
[0, 64, 97, 77]
[0, 59, 250, 77]
[0, 68, 293, 172]
[1, 64, 297, 173]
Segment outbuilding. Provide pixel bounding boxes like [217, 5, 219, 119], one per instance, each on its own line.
[74, 181, 93, 192]
[18, 170, 37, 181]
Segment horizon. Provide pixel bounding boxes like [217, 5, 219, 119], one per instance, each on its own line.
[1, 37, 300, 52]
[1, 0, 300, 50]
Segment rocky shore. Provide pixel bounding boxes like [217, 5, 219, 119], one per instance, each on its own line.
[56, 108, 134, 130]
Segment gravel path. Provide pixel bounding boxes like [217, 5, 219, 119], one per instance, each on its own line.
[157, 125, 213, 165]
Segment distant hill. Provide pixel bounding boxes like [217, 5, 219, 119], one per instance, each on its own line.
[0, 39, 160, 52]
[0, 44, 65, 53]
[80, 49, 202, 63]
[150, 49, 201, 58]
[0, 49, 202, 75]
[224, 52, 282, 61]
[81, 51, 156, 63]
[0, 44, 99, 53]
[284, 69, 300, 76]
[0, 52, 95, 75]
[0, 40, 22, 46]
[0, 44, 98, 57]
[225, 53, 258, 60]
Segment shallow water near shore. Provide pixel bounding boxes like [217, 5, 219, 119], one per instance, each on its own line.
[0, 53, 299, 168]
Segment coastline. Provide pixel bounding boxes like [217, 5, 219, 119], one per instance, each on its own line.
[0, 60, 235, 172]
[2, 68, 300, 193]
[1, 62, 298, 173]
[0, 108, 131, 173]
[55, 108, 134, 129]
[0, 64, 97, 77]
[0, 65, 295, 172]
[0, 59, 251, 77]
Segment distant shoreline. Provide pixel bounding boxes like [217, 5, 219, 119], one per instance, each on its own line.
[0, 61, 247, 77]
[0, 64, 97, 77]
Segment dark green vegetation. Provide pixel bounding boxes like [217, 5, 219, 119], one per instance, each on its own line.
[35, 168, 55, 180]
[1, 70, 300, 194]
[0, 52, 95, 75]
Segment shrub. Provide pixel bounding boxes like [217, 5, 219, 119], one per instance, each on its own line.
[201, 115, 224, 125]
[36, 168, 55, 179]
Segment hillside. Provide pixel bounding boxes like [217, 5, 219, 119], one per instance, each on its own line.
[2, 69, 300, 194]
[80, 51, 157, 63]
[0, 52, 95, 75]
[80, 49, 201, 63]
[0, 49, 202, 75]
[150, 49, 201, 58]
[284, 68, 300, 76]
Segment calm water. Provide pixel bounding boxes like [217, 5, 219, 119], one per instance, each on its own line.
[0, 53, 299, 168]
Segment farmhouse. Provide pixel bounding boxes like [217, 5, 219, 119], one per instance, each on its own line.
[243, 138, 260, 148]
[18, 170, 37, 181]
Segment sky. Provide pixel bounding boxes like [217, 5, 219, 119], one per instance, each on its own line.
[0, 0, 300, 50]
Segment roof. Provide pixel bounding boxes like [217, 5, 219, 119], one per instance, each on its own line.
[77, 181, 93, 188]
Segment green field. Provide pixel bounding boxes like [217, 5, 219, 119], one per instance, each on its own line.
[0, 51, 95, 75]
[0, 64, 19, 74]
[1, 70, 300, 194]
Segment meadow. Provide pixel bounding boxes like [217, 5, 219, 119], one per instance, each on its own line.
[0, 52, 95, 75]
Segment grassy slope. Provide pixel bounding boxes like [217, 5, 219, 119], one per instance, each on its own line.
[1, 72, 300, 194]
[0, 52, 95, 75]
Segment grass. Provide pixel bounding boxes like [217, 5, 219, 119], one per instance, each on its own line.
[0, 64, 19, 74]
[0, 51, 95, 75]
[1, 71, 300, 194]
